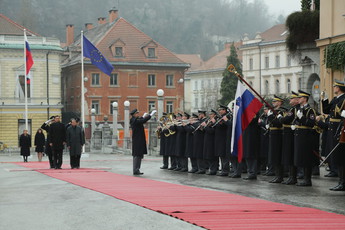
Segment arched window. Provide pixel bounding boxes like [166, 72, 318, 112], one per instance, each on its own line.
[275, 79, 280, 94]
[287, 79, 291, 93]
[265, 80, 269, 95]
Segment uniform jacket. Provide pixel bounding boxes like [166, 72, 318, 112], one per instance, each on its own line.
[49, 122, 66, 151]
[130, 115, 151, 157]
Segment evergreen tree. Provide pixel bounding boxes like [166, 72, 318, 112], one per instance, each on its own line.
[219, 43, 242, 105]
[301, 0, 312, 11]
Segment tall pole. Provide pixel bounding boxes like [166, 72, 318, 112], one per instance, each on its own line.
[81, 31, 85, 153]
[91, 108, 96, 149]
[112, 102, 118, 149]
[157, 89, 164, 119]
[24, 29, 28, 130]
[124, 100, 130, 149]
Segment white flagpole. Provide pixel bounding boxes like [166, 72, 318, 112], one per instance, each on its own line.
[24, 29, 28, 130]
[81, 31, 85, 153]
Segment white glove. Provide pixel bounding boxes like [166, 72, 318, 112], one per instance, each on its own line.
[143, 113, 148, 117]
[277, 114, 282, 119]
[341, 110, 345, 118]
[265, 124, 269, 130]
[44, 119, 52, 125]
[297, 110, 303, 119]
[150, 110, 157, 116]
[267, 110, 273, 116]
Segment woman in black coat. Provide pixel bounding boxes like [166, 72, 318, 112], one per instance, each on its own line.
[19, 129, 31, 162]
[34, 128, 45, 162]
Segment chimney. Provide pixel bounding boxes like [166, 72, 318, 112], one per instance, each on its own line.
[98, 17, 106, 24]
[85, 23, 93, 30]
[66, 24, 74, 46]
[109, 7, 119, 23]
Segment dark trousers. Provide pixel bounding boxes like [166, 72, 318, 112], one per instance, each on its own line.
[246, 157, 257, 177]
[170, 156, 178, 168]
[162, 155, 169, 167]
[70, 155, 81, 168]
[197, 158, 207, 172]
[230, 156, 243, 176]
[46, 145, 54, 168]
[190, 157, 198, 171]
[207, 158, 219, 173]
[179, 156, 188, 170]
[220, 155, 230, 173]
[53, 149, 63, 168]
[133, 156, 142, 173]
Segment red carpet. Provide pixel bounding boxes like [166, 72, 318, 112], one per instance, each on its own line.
[14, 162, 345, 229]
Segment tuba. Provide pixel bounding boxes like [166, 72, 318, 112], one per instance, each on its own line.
[164, 114, 176, 137]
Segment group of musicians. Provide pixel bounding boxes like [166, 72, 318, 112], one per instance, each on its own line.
[155, 79, 345, 190]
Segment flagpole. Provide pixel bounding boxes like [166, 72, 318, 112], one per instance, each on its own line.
[81, 31, 85, 154]
[24, 29, 28, 130]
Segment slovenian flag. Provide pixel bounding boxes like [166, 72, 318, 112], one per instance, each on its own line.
[231, 81, 263, 162]
[24, 33, 34, 84]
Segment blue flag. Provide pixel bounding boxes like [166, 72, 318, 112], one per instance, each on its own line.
[83, 35, 114, 76]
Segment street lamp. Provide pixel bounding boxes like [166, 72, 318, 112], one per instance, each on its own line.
[156, 89, 164, 119]
[123, 100, 130, 149]
[112, 102, 118, 150]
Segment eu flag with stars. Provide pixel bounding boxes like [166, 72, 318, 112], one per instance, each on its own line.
[83, 35, 114, 76]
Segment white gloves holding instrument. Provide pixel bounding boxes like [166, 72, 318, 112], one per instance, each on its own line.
[341, 110, 345, 118]
[277, 114, 282, 119]
[297, 110, 303, 119]
[267, 110, 273, 116]
[150, 110, 157, 117]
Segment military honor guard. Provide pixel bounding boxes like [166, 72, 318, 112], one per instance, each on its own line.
[202, 109, 218, 175]
[41, 116, 55, 168]
[192, 110, 207, 174]
[185, 113, 199, 173]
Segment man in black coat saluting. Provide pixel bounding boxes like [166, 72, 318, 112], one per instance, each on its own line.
[130, 108, 156, 175]
[49, 115, 66, 169]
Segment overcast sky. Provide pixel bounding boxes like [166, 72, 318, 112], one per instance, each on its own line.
[262, 0, 301, 16]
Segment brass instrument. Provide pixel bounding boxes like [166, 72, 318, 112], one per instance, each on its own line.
[163, 114, 176, 137]
[192, 118, 209, 134]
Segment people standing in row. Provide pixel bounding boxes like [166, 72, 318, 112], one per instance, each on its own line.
[48, 115, 66, 169]
[34, 128, 45, 162]
[130, 108, 156, 175]
[66, 118, 85, 169]
[41, 116, 55, 168]
[19, 129, 31, 162]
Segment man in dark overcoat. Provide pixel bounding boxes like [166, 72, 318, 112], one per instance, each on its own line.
[66, 118, 85, 169]
[202, 110, 218, 175]
[49, 115, 66, 169]
[130, 109, 155, 175]
[192, 110, 207, 174]
[215, 105, 230, 176]
[175, 113, 188, 172]
[41, 116, 55, 168]
[185, 113, 198, 173]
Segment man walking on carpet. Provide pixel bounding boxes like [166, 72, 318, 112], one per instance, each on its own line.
[130, 108, 156, 175]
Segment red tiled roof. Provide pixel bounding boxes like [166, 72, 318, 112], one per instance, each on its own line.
[194, 41, 242, 71]
[176, 54, 204, 71]
[260, 24, 288, 42]
[0, 14, 39, 36]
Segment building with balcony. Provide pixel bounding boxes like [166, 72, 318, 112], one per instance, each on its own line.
[0, 14, 63, 147]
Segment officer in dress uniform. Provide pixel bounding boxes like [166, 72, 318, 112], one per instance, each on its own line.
[158, 113, 168, 169]
[215, 105, 231, 176]
[41, 116, 55, 168]
[174, 113, 188, 171]
[267, 95, 286, 183]
[279, 91, 299, 185]
[202, 109, 218, 175]
[165, 113, 178, 170]
[258, 107, 269, 174]
[294, 90, 318, 186]
[318, 80, 345, 190]
[185, 113, 198, 173]
[192, 110, 207, 174]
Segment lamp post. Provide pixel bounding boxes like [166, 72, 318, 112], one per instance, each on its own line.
[123, 100, 130, 149]
[112, 102, 118, 150]
[91, 108, 96, 149]
[157, 89, 164, 119]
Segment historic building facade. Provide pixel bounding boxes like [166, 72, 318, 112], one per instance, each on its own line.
[0, 14, 62, 147]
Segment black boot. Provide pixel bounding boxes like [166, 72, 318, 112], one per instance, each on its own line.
[269, 165, 283, 183]
[296, 167, 312, 186]
[330, 166, 345, 191]
[282, 166, 297, 185]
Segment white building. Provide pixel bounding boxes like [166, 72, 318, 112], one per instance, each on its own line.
[240, 24, 304, 98]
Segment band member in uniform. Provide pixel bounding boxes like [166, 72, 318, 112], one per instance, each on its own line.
[165, 113, 178, 170]
[279, 91, 299, 185]
[185, 113, 198, 173]
[258, 107, 269, 174]
[48, 115, 66, 169]
[215, 105, 231, 176]
[319, 80, 345, 190]
[192, 110, 207, 174]
[267, 95, 286, 183]
[41, 116, 55, 168]
[202, 110, 218, 175]
[294, 90, 318, 186]
[158, 113, 168, 169]
[130, 108, 156, 175]
[174, 113, 188, 171]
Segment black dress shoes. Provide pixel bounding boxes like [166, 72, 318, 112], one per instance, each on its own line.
[324, 172, 338, 177]
[179, 168, 188, 172]
[168, 167, 177, 170]
[229, 174, 241, 178]
[188, 169, 198, 173]
[296, 181, 312, 186]
[195, 170, 206, 174]
[243, 175, 257, 180]
[269, 177, 283, 183]
[173, 167, 182, 171]
[281, 178, 297, 185]
[133, 172, 144, 175]
[206, 171, 217, 175]
[216, 172, 229, 176]
[160, 166, 168, 169]
[329, 184, 345, 191]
